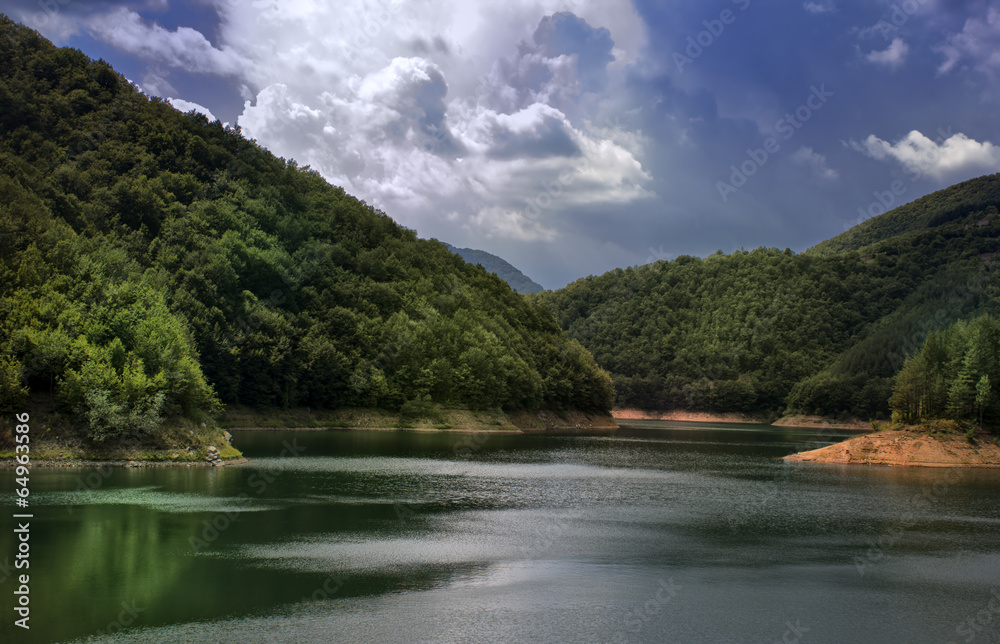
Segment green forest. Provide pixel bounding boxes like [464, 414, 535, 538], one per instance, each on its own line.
[0, 16, 614, 444]
[535, 174, 1000, 423]
[890, 314, 1000, 426]
[3, 14, 1000, 447]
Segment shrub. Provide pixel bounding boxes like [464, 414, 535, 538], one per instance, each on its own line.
[399, 393, 444, 423]
[0, 357, 27, 412]
[77, 389, 165, 443]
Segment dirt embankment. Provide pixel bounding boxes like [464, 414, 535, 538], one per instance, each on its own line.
[506, 410, 618, 433]
[613, 408, 765, 424]
[614, 410, 871, 430]
[771, 415, 870, 430]
[784, 429, 1000, 468]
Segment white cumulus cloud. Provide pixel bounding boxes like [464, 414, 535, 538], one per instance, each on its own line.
[167, 97, 218, 122]
[851, 130, 1000, 182]
[866, 37, 908, 69]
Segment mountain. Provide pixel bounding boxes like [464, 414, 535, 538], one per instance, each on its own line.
[443, 244, 545, 294]
[0, 16, 613, 444]
[535, 174, 1000, 420]
[807, 173, 1000, 256]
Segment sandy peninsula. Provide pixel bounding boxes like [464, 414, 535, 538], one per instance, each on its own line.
[784, 429, 1000, 468]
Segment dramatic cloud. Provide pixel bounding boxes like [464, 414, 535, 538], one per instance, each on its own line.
[214, 2, 652, 249]
[463, 206, 558, 242]
[85, 7, 246, 76]
[851, 130, 1000, 182]
[532, 11, 615, 93]
[12, 0, 1000, 286]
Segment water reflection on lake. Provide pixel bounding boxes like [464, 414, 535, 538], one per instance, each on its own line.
[2, 421, 999, 643]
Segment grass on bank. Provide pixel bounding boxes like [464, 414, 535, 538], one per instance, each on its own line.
[868, 418, 1000, 445]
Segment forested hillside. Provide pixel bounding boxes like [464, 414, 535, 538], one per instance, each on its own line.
[536, 176, 1000, 420]
[0, 16, 613, 443]
[808, 173, 1000, 256]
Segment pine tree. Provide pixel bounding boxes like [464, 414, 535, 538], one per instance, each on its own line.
[975, 374, 991, 428]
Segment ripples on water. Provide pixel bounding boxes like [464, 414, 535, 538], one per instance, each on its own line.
[3, 421, 999, 643]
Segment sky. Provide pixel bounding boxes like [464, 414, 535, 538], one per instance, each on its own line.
[6, 0, 1000, 289]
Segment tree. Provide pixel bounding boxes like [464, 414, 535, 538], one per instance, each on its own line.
[890, 315, 1000, 426]
[976, 374, 991, 428]
[889, 357, 925, 425]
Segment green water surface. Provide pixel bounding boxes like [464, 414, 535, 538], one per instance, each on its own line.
[1, 422, 998, 643]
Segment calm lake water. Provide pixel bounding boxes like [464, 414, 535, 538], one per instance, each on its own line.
[2, 421, 1000, 643]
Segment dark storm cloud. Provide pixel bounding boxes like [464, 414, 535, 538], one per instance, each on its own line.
[532, 11, 615, 91]
[486, 113, 582, 160]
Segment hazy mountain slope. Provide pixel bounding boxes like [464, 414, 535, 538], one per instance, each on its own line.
[444, 244, 544, 294]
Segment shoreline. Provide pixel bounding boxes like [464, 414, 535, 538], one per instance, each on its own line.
[29, 411, 988, 470]
[770, 414, 870, 430]
[228, 425, 617, 435]
[2, 407, 618, 467]
[0, 457, 249, 469]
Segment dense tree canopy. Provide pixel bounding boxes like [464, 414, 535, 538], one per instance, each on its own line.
[0, 17, 613, 441]
[537, 176, 1000, 420]
[4, 15, 999, 436]
[889, 315, 1000, 426]
[808, 174, 1000, 257]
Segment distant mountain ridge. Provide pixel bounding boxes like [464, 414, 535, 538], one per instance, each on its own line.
[444, 243, 545, 294]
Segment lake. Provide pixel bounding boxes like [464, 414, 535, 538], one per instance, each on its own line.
[2, 421, 999, 643]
